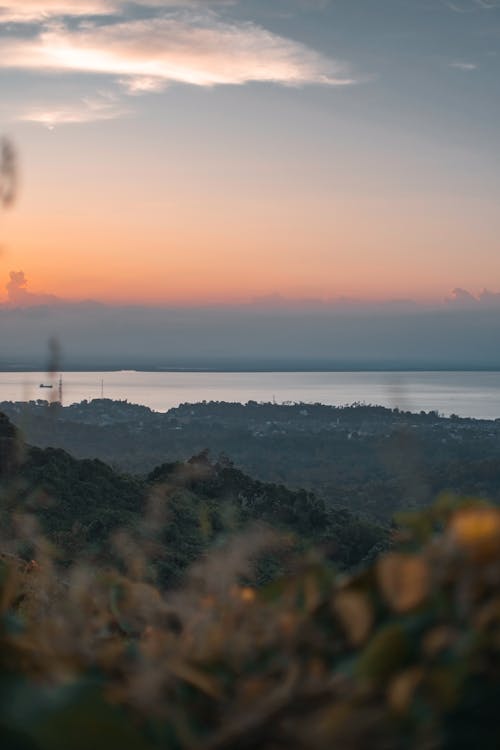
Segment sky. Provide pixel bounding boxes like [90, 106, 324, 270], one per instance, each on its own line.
[0, 0, 499, 307]
[1, 0, 500, 370]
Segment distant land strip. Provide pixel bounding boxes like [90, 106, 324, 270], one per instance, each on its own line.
[2, 361, 500, 373]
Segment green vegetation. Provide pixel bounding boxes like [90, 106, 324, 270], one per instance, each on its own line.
[3, 410, 500, 748]
[5, 400, 500, 525]
[0, 413, 384, 587]
[2, 464, 500, 746]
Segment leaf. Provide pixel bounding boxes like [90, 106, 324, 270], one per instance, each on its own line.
[387, 667, 423, 714]
[169, 662, 223, 700]
[304, 574, 321, 613]
[474, 598, 500, 632]
[0, 560, 23, 614]
[356, 624, 410, 681]
[333, 590, 373, 646]
[376, 553, 429, 613]
[422, 627, 457, 658]
[449, 507, 500, 562]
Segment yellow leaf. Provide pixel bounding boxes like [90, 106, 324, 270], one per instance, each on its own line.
[240, 587, 256, 603]
[377, 553, 429, 613]
[449, 507, 500, 562]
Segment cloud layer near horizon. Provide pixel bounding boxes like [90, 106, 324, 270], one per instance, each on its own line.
[3, 271, 500, 311]
[1, 273, 499, 370]
[2, 297, 500, 371]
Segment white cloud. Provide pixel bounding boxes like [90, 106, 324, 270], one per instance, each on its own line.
[0, 0, 115, 22]
[17, 94, 129, 127]
[450, 61, 479, 70]
[0, 15, 354, 90]
[0, 1, 237, 23]
[444, 0, 500, 12]
[0, 3, 354, 127]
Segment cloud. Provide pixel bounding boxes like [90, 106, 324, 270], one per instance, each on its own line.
[450, 61, 479, 70]
[447, 287, 478, 306]
[444, 0, 500, 11]
[5, 271, 61, 306]
[0, 1, 116, 22]
[446, 287, 500, 307]
[0, 1, 220, 22]
[0, 2, 355, 128]
[2, 288, 500, 371]
[17, 93, 129, 128]
[0, 14, 354, 92]
[479, 288, 500, 306]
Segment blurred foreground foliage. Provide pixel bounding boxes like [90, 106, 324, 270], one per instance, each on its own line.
[3, 413, 500, 748]
[2, 498, 500, 748]
[0, 136, 16, 207]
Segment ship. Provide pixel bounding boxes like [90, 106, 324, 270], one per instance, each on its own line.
[39, 384, 53, 389]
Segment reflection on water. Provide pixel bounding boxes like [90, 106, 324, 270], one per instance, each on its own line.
[0, 371, 499, 420]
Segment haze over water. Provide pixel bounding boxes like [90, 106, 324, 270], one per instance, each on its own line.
[1, 371, 499, 421]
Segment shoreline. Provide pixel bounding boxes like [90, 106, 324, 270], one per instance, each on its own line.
[1, 367, 500, 374]
[2, 397, 499, 423]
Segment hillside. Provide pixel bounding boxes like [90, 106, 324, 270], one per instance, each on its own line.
[4, 399, 500, 523]
[0, 412, 384, 585]
[2, 461, 500, 748]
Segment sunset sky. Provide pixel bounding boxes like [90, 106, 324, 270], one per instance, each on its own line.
[1, 0, 500, 305]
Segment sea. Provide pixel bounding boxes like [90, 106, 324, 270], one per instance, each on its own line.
[0, 371, 499, 420]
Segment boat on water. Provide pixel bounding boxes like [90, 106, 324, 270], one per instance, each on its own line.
[39, 384, 53, 389]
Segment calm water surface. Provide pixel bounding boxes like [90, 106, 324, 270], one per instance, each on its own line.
[0, 371, 499, 420]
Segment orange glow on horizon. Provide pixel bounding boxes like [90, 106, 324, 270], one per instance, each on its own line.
[2, 119, 499, 308]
